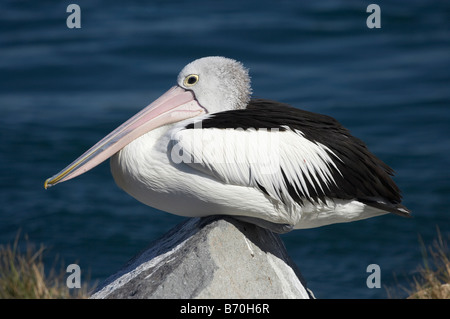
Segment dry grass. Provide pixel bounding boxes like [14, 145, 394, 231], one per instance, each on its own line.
[0, 233, 93, 299]
[407, 228, 450, 299]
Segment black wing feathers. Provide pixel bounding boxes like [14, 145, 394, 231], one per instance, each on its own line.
[186, 98, 410, 217]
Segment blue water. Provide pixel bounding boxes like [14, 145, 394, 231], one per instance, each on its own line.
[1, 0, 449, 299]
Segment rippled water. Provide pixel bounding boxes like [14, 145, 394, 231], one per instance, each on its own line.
[1, 0, 449, 298]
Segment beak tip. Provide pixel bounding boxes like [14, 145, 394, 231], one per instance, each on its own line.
[44, 179, 51, 190]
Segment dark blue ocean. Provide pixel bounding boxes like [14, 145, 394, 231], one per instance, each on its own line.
[1, 0, 449, 299]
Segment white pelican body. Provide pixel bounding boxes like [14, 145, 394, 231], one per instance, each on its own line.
[110, 119, 385, 230]
[111, 125, 288, 223]
[45, 57, 410, 232]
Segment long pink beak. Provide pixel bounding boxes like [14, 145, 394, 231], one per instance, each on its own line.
[44, 86, 205, 189]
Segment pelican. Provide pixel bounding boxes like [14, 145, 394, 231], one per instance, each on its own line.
[45, 56, 410, 233]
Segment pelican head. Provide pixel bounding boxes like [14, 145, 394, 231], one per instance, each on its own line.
[44, 56, 251, 188]
[177, 56, 251, 113]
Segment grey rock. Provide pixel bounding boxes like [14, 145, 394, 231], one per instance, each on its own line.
[91, 216, 313, 299]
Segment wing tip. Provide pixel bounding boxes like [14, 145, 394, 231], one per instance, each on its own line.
[359, 197, 412, 218]
[392, 204, 412, 218]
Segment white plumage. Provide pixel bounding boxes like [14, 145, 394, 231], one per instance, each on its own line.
[170, 125, 342, 206]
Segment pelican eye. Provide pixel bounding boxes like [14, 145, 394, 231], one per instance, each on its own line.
[184, 74, 199, 87]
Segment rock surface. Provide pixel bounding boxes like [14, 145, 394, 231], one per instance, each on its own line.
[91, 216, 312, 299]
